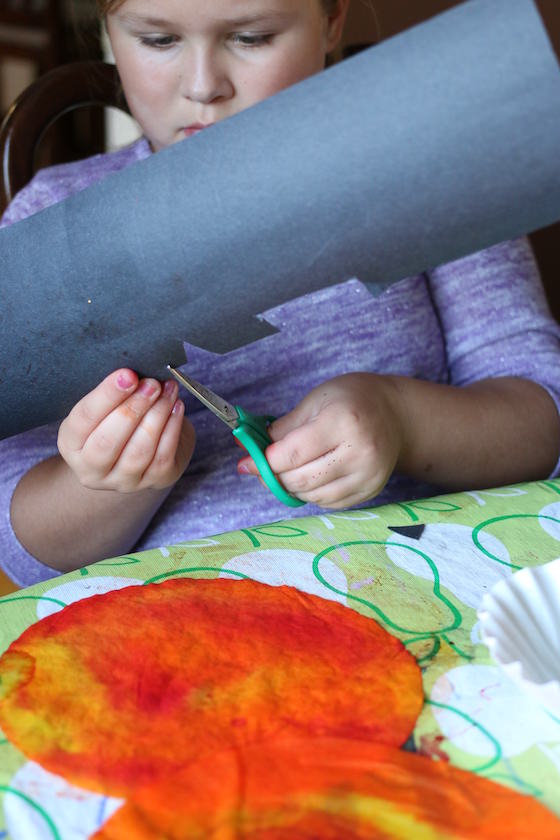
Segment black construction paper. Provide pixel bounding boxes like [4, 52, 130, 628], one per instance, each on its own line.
[1, 0, 560, 439]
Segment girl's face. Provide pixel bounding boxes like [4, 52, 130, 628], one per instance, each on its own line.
[106, 0, 348, 151]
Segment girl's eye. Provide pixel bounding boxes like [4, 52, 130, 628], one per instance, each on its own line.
[230, 32, 274, 48]
[138, 34, 178, 49]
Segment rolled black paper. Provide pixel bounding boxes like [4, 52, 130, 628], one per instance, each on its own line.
[1, 0, 560, 439]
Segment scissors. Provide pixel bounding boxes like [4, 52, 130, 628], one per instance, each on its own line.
[167, 366, 305, 508]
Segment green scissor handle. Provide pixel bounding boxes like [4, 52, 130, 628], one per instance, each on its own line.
[232, 406, 305, 508]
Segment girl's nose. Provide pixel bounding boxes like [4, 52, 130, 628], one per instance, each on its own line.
[181, 47, 233, 104]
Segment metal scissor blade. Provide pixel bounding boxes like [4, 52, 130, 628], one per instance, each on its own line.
[167, 366, 239, 430]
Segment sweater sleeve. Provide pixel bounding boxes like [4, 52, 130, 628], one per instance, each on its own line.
[0, 425, 63, 586]
[428, 237, 560, 476]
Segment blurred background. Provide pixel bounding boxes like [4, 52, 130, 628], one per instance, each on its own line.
[0, 0, 558, 316]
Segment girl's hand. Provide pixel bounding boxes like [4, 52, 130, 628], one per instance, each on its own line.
[58, 369, 195, 492]
[237, 373, 405, 509]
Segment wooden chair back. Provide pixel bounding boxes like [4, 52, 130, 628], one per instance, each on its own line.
[0, 60, 123, 212]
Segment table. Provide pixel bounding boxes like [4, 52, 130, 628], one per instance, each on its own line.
[1, 479, 560, 837]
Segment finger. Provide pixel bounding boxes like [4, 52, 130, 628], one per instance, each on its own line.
[236, 458, 285, 501]
[265, 422, 340, 475]
[176, 409, 197, 465]
[153, 400, 190, 477]
[266, 403, 311, 442]
[295, 474, 374, 509]
[61, 369, 139, 452]
[237, 465, 271, 493]
[275, 448, 351, 497]
[239, 443, 350, 489]
[267, 383, 336, 442]
[142, 399, 193, 486]
[80, 378, 162, 474]
[111, 380, 180, 481]
[237, 455, 258, 476]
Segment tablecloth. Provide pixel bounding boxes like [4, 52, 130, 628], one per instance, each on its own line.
[1, 479, 559, 837]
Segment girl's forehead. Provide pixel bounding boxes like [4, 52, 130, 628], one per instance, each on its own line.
[103, 0, 327, 15]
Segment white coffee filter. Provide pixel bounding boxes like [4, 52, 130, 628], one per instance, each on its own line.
[477, 558, 560, 717]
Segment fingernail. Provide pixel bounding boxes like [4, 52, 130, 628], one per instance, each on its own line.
[172, 399, 184, 415]
[116, 372, 135, 390]
[138, 379, 159, 397]
[164, 380, 177, 398]
[237, 461, 250, 474]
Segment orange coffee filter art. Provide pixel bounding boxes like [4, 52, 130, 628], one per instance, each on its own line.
[0, 578, 421, 795]
[2, 577, 558, 838]
[93, 734, 560, 840]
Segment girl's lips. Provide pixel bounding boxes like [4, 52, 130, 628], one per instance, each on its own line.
[184, 123, 213, 137]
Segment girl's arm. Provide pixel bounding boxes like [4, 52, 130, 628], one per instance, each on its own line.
[11, 457, 173, 571]
[239, 238, 560, 507]
[240, 372, 558, 509]
[10, 369, 195, 572]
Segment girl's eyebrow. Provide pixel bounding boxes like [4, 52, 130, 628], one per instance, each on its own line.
[220, 12, 290, 26]
[117, 14, 177, 27]
[118, 11, 289, 28]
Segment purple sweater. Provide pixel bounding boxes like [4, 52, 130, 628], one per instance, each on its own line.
[2, 138, 560, 587]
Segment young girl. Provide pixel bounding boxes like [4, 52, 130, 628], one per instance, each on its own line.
[1, 0, 560, 587]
